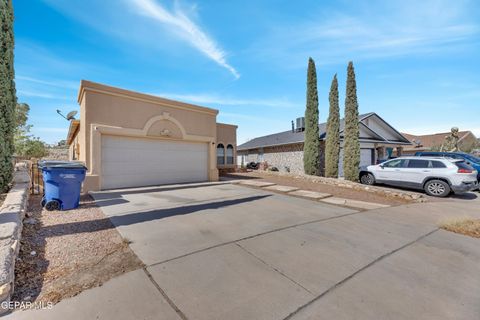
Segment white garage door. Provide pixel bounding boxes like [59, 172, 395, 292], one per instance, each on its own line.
[360, 149, 374, 167]
[338, 148, 374, 177]
[101, 135, 208, 190]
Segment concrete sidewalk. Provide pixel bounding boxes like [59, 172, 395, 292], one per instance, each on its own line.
[6, 184, 480, 319]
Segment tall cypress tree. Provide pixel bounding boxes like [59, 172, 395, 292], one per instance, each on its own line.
[0, 0, 17, 192]
[303, 57, 320, 176]
[325, 74, 340, 178]
[343, 62, 360, 181]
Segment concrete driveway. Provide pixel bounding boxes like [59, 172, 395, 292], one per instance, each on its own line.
[8, 183, 480, 320]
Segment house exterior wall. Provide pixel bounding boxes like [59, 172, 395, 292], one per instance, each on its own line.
[216, 123, 238, 170]
[68, 134, 80, 161]
[239, 142, 326, 174]
[72, 80, 229, 192]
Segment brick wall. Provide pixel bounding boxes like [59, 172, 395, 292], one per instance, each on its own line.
[239, 142, 325, 175]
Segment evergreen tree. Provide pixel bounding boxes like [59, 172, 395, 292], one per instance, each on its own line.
[303, 57, 320, 175]
[0, 0, 17, 192]
[325, 74, 340, 178]
[343, 62, 360, 181]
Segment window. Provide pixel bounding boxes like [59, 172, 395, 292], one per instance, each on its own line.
[217, 144, 225, 165]
[407, 159, 429, 168]
[383, 159, 406, 168]
[226, 145, 234, 165]
[431, 161, 446, 168]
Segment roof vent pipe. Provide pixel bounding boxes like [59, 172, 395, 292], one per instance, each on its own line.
[291, 120, 295, 133]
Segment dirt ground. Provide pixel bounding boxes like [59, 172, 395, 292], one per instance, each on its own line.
[12, 195, 143, 304]
[224, 171, 413, 206]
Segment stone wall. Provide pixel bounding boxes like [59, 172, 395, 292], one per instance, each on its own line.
[46, 147, 69, 161]
[240, 142, 325, 175]
[0, 164, 30, 315]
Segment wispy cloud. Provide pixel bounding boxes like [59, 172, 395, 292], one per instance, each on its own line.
[252, 0, 479, 66]
[16, 90, 70, 100]
[42, 0, 238, 79]
[155, 92, 297, 108]
[16, 75, 78, 90]
[129, 0, 239, 79]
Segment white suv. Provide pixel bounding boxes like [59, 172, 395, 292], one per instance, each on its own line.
[359, 157, 478, 197]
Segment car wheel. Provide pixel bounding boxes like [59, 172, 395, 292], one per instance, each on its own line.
[360, 173, 375, 185]
[424, 180, 450, 197]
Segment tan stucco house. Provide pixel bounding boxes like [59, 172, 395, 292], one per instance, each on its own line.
[67, 80, 237, 192]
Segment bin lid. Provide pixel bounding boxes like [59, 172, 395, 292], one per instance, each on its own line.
[38, 160, 87, 170]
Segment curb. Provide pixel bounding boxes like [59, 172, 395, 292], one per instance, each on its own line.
[0, 163, 30, 315]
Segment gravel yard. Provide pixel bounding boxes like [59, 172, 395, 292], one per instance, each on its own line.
[225, 171, 414, 206]
[12, 195, 143, 305]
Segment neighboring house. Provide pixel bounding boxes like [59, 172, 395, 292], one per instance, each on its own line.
[237, 112, 411, 176]
[401, 131, 478, 155]
[67, 80, 237, 192]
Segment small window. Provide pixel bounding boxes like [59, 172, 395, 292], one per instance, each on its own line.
[226, 145, 234, 165]
[407, 159, 429, 168]
[431, 161, 446, 168]
[217, 144, 225, 165]
[383, 159, 406, 168]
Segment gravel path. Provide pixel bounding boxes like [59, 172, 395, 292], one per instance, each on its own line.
[12, 195, 143, 304]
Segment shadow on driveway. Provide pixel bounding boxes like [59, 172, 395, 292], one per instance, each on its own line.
[91, 181, 235, 200]
[41, 195, 271, 237]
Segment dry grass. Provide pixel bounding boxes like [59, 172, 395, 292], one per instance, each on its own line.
[439, 216, 480, 238]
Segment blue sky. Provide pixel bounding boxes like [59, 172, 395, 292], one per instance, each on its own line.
[14, 0, 480, 144]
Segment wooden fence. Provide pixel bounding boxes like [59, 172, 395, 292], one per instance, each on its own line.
[29, 160, 44, 195]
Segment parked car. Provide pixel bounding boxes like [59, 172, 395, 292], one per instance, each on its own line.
[376, 156, 397, 164]
[414, 151, 480, 182]
[359, 157, 478, 197]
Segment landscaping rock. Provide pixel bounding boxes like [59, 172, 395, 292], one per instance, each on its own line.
[0, 213, 22, 240]
[0, 243, 14, 285]
[24, 217, 37, 225]
[0, 165, 30, 315]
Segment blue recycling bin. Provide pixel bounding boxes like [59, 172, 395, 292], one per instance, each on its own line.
[39, 161, 87, 211]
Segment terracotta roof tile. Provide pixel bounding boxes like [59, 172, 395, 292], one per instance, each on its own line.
[402, 131, 473, 149]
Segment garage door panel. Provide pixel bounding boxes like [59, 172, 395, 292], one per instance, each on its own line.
[338, 148, 373, 177]
[102, 151, 205, 164]
[101, 135, 208, 189]
[102, 163, 206, 177]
